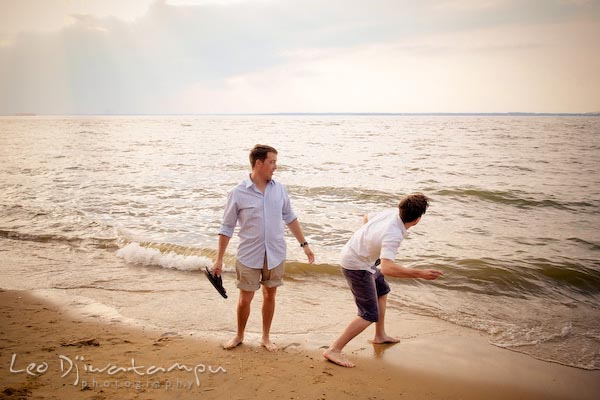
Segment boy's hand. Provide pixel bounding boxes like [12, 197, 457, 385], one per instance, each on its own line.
[419, 269, 443, 280]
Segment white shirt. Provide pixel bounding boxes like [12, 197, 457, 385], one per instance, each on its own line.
[340, 208, 407, 273]
[219, 176, 297, 269]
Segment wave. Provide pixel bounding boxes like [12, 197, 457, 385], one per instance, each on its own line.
[3, 200, 597, 303]
[286, 184, 597, 214]
[401, 256, 600, 305]
[287, 185, 398, 206]
[282, 261, 341, 277]
[567, 237, 600, 251]
[433, 188, 595, 211]
[0, 203, 121, 249]
[114, 242, 343, 276]
[3, 210, 597, 304]
[0, 228, 119, 250]
[111, 242, 600, 306]
[116, 242, 212, 272]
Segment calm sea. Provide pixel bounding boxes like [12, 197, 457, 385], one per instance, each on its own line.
[1, 115, 599, 370]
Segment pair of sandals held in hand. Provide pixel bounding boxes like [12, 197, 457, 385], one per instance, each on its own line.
[204, 267, 228, 299]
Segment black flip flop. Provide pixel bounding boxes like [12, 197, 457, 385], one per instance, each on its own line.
[204, 267, 228, 299]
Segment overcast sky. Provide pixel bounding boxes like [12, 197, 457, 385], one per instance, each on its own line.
[0, 0, 599, 114]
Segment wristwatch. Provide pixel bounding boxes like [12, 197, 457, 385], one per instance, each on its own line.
[300, 242, 309, 248]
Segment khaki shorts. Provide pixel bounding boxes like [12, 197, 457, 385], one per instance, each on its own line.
[235, 258, 285, 291]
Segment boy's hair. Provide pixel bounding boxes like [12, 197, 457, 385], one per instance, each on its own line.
[250, 144, 278, 168]
[399, 193, 429, 223]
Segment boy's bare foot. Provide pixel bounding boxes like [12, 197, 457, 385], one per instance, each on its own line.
[223, 336, 243, 350]
[371, 334, 400, 344]
[261, 338, 278, 352]
[323, 349, 355, 368]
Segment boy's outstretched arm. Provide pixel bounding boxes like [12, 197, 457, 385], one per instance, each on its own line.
[380, 258, 443, 280]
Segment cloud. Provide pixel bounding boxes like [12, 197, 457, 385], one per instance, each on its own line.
[161, 10, 600, 114]
[0, 0, 599, 114]
[0, 0, 152, 37]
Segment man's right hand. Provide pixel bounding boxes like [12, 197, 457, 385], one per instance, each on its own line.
[211, 261, 223, 277]
[419, 269, 443, 280]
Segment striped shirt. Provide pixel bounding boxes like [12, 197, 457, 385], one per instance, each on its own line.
[218, 176, 297, 269]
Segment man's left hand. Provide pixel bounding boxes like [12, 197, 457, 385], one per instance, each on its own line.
[303, 245, 315, 264]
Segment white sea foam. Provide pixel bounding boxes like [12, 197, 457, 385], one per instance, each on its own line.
[116, 242, 211, 271]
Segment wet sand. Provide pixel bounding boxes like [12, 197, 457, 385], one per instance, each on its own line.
[1, 289, 599, 400]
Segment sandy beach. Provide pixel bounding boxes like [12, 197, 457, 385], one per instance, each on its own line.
[1, 289, 598, 400]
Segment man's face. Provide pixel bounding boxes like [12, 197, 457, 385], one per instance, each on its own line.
[257, 152, 277, 179]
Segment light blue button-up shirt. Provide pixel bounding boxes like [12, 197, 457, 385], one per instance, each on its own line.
[219, 176, 297, 269]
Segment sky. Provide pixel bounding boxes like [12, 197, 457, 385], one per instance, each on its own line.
[0, 0, 599, 114]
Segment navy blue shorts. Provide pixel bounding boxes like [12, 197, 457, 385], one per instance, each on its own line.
[342, 266, 391, 323]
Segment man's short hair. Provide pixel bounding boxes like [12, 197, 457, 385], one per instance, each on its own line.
[399, 193, 429, 223]
[250, 144, 278, 168]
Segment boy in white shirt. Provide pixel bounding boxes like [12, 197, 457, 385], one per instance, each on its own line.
[323, 193, 443, 367]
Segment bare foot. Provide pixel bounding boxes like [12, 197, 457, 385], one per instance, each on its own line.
[323, 349, 355, 368]
[261, 338, 278, 352]
[223, 336, 243, 350]
[371, 334, 400, 344]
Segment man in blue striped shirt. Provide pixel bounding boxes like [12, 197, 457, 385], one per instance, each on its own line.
[211, 144, 315, 351]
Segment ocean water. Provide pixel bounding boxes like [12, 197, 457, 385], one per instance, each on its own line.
[1, 115, 599, 370]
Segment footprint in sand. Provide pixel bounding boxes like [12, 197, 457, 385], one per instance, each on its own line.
[153, 332, 181, 347]
[60, 338, 100, 347]
[281, 343, 301, 352]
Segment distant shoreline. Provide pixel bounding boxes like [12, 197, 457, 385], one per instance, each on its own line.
[3, 112, 600, 117]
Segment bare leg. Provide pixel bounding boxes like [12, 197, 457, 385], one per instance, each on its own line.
[323, 316, 372, 367]
[224, 289, 254, 349]
[373, 294, 400, 344]
[261, 285, 278, 351]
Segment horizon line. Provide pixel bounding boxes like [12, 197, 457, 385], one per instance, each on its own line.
[4, 111, 600, 117]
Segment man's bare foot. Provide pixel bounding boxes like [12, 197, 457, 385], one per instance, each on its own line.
[223, 336, 243, 350]
[323, 349, 355, 368]
[261, 338, 278, 352]
[371, 334, 400, 344]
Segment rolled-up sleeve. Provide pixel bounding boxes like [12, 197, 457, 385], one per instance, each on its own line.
[380, 234, 402, 261]
[218, 190, 238, 237]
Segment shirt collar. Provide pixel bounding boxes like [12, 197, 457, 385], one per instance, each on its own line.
[397, 214, 408, 236]
[244, 174, 275, 189]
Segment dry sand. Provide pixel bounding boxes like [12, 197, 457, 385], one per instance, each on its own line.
[1, 289, 599, 400]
